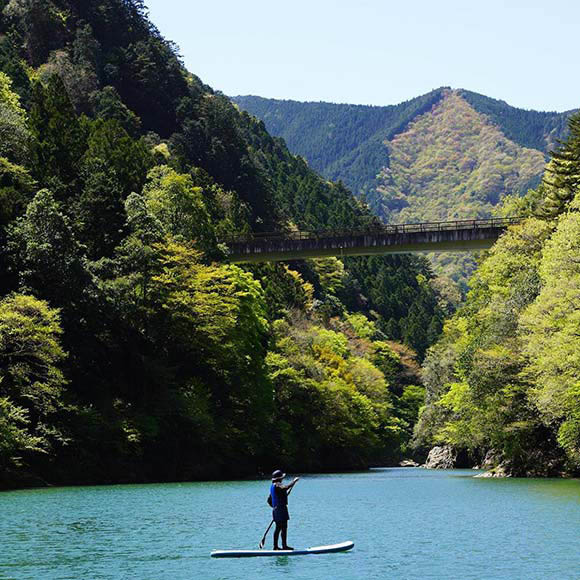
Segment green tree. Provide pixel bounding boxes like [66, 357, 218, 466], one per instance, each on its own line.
[0, 157, 35, 227]
[0, 71, 30, 163]
[142, 165, 214, 251]
[73, 158, 125, 258]
[0, 293, 67, 470]
[84, 118, 152, 199]
[72, 118, 152, 257]
[520, 208, 580, 466]
[266, 317, 403, 469]
[92, 86, 141, 136]
[28, 76, 87, 196]
[149, 241, 272, 463]
[0, 72, 35, 226]
[541, 113, 580, 216]
[313, 257, 346, 295]
[6, 189, 91, 310]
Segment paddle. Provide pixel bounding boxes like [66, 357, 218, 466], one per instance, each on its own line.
[258, 520, 275, 550]
[259, 479, 298, 549]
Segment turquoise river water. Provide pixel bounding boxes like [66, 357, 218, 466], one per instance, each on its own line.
[1, 468, 580, 579]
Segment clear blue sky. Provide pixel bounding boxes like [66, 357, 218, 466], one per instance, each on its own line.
[145, 0, 578, 112]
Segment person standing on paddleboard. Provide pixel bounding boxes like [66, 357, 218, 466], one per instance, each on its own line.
[268, 470, 299, 550]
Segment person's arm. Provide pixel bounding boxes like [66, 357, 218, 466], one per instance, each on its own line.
[279, 477, 300, 491]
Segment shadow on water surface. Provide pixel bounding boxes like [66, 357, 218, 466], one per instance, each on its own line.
[471, 473, 580, 504]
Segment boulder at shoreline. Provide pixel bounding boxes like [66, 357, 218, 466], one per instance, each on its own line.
[423, 445, 457, 469]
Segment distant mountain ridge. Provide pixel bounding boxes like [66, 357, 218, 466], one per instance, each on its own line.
[234, 89, 445, 198]
[458, 89, 573, 152]
[232, 89, 572, 212]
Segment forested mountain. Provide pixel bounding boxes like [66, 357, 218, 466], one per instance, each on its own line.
[375, 91, 548, 283]
[234, 91, 573, 287]
[458, 90, 572, 153]
[375, 91, 546, 223]
[0, 0, 444, 488]
[414, 113, 580, 477]
[233, 90, 571, 205]
[233, 90, 445, 200]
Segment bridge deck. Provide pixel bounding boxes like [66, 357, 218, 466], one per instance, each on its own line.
[223, 217, 522, 263]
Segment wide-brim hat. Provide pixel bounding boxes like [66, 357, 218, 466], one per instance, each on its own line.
[271, 469, 286, 481]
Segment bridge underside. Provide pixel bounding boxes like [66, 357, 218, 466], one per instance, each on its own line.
[226, 227, 506, 263]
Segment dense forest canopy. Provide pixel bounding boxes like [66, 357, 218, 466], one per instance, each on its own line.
[414, 113, 580, 476]
[233, 90, 572, 208]
[0, 0, 444, 488]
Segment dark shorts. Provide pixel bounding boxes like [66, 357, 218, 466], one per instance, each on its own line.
[273, 505, 289, 522]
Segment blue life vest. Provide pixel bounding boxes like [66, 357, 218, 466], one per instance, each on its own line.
[270, 483, 279, 508]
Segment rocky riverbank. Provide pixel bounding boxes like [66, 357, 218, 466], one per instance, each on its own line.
[421, 445, 573, 477]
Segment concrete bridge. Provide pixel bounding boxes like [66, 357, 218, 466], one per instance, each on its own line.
[223, 217, 522, 263]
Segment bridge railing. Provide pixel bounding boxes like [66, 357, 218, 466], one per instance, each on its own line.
[221, 216, 523, 245]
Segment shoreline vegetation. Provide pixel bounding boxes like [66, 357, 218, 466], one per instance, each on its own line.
[413, 118, 580, 478]
[3, 460, 577, 494]
[1, 1, 579, 489]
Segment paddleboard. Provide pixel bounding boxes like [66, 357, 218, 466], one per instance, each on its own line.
[211, 540, 354, 558]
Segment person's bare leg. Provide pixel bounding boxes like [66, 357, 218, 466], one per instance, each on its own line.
[274, 523, 281, 550]
[281, 523, 293, 550]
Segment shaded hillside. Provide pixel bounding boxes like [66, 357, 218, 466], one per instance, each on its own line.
[233, 90, 445, 199]
[459, 90, 573, 153]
